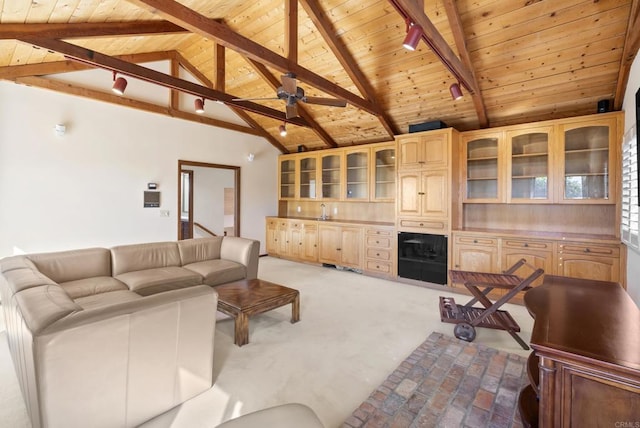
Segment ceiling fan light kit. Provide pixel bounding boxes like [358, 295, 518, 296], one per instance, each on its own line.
[233, 72, 347, 121]
[279, 123, 287, 137]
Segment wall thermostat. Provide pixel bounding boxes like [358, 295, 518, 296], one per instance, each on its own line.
[148, 183, 158, 190]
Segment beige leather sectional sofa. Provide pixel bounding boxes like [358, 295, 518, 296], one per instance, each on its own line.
[0, 236, 260, 428]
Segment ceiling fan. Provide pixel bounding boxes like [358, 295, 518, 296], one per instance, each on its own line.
[233, 72, 347, 119]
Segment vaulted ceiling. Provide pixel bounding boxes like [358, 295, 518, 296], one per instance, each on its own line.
[1, 0, 639, 153]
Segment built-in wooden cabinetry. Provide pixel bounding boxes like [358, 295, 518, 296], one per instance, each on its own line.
[318, 223, 363, 269]
[266, 218, 318, 262]
[270, 112, 626, 292]
[455, 112, 625, 290]
[396, 128, 460, 235]
[364, 226, 395, 278]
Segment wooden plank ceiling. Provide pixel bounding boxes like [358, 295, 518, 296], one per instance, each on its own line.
[0, 0, 638, 153]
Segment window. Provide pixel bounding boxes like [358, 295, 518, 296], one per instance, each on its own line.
[621, 123, 639, 250]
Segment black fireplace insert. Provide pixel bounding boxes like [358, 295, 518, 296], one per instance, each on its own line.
[398, 232, 448, 284]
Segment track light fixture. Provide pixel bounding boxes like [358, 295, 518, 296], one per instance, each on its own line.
[449, 82, 463, 101]
[195, 98, 205, 114]
[403, 21, 423, 51]
[279, 123, 287, 137]
[112, 71, 127, 95]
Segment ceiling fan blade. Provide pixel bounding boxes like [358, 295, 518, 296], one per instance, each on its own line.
[303, 96, 347, 107]
[281, 74, 297, 94]
[286, 103, 299, 119]
[232, 97, 280, 101]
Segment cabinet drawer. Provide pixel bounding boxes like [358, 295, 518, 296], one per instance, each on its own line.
[366, 248, 391, 261]
[366, 228, 393, 237]
[559, 243, 620, 257]
[503, 239, 552, 250]
[365, 260, 392, 274]
[454, 235, 498, 246]
[366, 236, 391, 248]
[399, 219, 447, 231]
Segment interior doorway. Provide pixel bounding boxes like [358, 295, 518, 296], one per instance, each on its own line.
[177, 160, 240, 240]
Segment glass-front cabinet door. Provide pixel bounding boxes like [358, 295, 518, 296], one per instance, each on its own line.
[298, 154, 318, 199]
[371, 144, 396, 201]
[278, 156, 297, 200]
[558, 117, 616, 203]
[345, 148, 369, 200]
[463, 131, 504, 202]
[320, 153, 342, 200]
[507, 126, 553, 203]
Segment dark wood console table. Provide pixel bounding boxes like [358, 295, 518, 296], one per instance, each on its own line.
[522, 275, 640, 427]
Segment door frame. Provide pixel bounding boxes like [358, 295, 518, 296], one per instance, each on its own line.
[177, 160, 241, 239]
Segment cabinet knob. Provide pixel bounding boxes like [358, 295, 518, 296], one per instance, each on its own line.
[584, 248, 591, 253]
[376, 253, 380, 256]
[376, 240, 380, 244]
[524, 243, 529, 247]
[337, 248, 342, 251]
[455, 264, 460, 268]
[418, 192, 425, 195]
[473, 239, 478, 243]
[420, 223, 424, 226]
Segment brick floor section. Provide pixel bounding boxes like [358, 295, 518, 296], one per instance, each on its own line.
[342, 332, 528, 428]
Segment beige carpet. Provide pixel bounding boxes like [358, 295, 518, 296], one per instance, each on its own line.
[0, 257, 534, 428]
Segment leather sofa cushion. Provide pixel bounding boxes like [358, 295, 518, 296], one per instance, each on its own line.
[28, 248, 112, 283]
[111, 242, 182, 276]
[74, 290, 143, 310]
[60, 276, 129, 299]
[115, 266, 202, 296]
[177, 237, 223, 265]
[183, 259, 246, 286]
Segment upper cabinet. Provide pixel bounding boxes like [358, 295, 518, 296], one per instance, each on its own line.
[299, 154, 318, 199]
[461, 113, 620, 205]
[278, 143, 395, 203]
[462, 131, 505, 203]
[557, 116, 618, 204]
[344, 148, 369, 200]
[320, 152, 342, 200]
[507, 126, 553, 203]
[371, 144, 396, 201]
[398, 132, 449, 170]
[279, 157, 297, 200]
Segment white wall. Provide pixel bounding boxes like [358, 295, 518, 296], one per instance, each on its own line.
[622, 53, 640, 306]
[0, 79, 279, 257]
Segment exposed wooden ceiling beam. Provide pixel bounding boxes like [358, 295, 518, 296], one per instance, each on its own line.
[9, 75, 262, 136]
[169, 56, 180, 110]
[389, 0, 478, 96]
[19, 37, 311, 128]
[614, 0, 640, 110]
[285, 0, 298, 64]
[299, 0, 398, 138]
[174, 52, 288, 153]
[442, 0, 488, 128]
[0, 21, 187, 40]
[248, 58, 338, 149]
[213, 43, 225, 92]
[0, 51, 173, 79]
[126, 0, 381, 117]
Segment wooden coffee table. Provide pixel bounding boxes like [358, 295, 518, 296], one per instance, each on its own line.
[215, 278, 300, 346]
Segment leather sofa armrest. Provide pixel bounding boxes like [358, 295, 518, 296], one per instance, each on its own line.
[220, 237, 260, 280]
